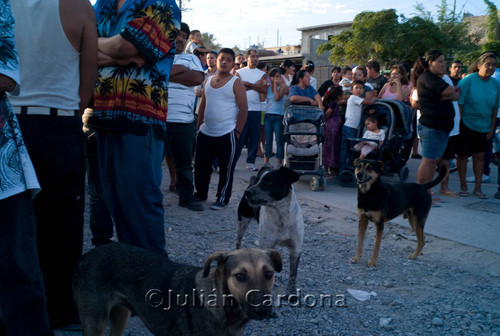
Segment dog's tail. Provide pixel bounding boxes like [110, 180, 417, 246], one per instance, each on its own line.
[422, 164, 449, 190]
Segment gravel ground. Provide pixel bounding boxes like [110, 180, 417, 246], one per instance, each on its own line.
[57, 162, 500, 336]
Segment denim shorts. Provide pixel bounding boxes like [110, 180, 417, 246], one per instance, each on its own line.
[417, 124, 449, 160]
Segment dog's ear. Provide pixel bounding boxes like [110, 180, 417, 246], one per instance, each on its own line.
[279, 166, 300, 184]
[265, 249, 282, 273]
[203, 251, 229, 277]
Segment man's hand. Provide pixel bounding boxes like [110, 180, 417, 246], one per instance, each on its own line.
[0, 74, 16, 93]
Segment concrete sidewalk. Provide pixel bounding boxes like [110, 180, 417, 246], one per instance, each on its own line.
[234, 153, 500, 254]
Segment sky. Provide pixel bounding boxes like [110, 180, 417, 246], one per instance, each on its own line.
[180, 0, 491, 49]
[89, 0, 493, 50]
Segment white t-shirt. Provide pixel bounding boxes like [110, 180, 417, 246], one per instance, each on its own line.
[310, 76, 317, 90]
[237, 67, 265, 111]
[363, 129, 385, 142]
[185, 41, 201, 54]
[200, 76, 239, 137]
[344, 95, 364, 129]
[167, 54, 204, 123]
[339, 78, 352, 92]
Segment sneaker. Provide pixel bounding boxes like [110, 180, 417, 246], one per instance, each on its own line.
[179, 198, 204, 211]
[263, 162, 273, 168]
[246, 163, 258, 171]
[466, 174, 491, 183]
[210, 201, 227, 210]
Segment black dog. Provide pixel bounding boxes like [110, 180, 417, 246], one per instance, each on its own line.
[350, 159, 448, 266]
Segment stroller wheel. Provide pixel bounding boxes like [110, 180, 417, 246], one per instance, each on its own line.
[310, 176, 326, 191]
[399, 166, 409, 182]
[338, 170, 356, 188]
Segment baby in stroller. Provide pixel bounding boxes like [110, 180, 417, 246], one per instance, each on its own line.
[353, 115, 385, 159]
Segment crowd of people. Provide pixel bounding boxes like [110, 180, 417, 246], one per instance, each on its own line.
[1, 0, 499, 334]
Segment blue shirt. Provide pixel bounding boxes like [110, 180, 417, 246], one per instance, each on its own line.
[266, 85, 285, 115]
[458, 72, 500, 133]
[289, 85, 319, 101]
[0, 0, 40, 200]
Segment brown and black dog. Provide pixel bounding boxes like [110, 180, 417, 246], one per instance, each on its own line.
[73, 243, 282, 336]
[350, 159, 448, 267]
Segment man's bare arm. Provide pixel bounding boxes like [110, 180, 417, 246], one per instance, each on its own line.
[233, 78, 248, 134]
[170, 65, 204, 86]
[98, 35, 141, 60]
[0, 74, 17, 93]
[242, 75, 267, 94]
[97, 50, 146, 67]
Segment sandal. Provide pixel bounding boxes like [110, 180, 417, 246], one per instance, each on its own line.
[432, 197, 443, 203]
[458, 190, 470, 197]
[439, 191, 459, 198]
[473, 191, 487, 199]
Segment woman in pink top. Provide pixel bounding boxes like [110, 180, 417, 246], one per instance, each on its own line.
[379, 64, 411, 102]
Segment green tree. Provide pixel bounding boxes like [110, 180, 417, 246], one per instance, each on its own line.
[201, 32, 221, 51]
[317, 6, 478, 67]
[317, 9, 400, 65]
[484, 0, 499, 42]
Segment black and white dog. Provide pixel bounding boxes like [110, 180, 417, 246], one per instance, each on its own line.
[236, 166, 304, 293]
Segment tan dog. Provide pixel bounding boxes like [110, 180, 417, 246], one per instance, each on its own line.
[351, 159, 447, 266]
[73, 243, 282, 336]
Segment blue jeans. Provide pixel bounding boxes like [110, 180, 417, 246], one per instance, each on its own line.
[339, 125, 358, 171]
[264, 114, 284, 159]
[417, 124, 449, 160]
[97, 126, 167, 255]
[86, 133, 114, 246]
[237, 110, 261, 164]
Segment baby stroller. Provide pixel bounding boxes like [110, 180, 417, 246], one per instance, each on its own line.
[338, 99, 413, 187]
[283, 105, 326, 191]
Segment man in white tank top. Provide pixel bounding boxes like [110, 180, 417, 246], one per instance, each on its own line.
[236, 49, 267, 171]
[8, 0, 97, 330]
[194, 48, 248, 210]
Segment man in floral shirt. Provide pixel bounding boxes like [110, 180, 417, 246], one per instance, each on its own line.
[90, 0, 180, 254]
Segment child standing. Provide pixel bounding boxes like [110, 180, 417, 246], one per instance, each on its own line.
[322, 85, 344, 176]
[194, 48, 248, 210]
[339, 80, 377, 170]
[263, 68, 287, 167]
[354, 116, 385, 159]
